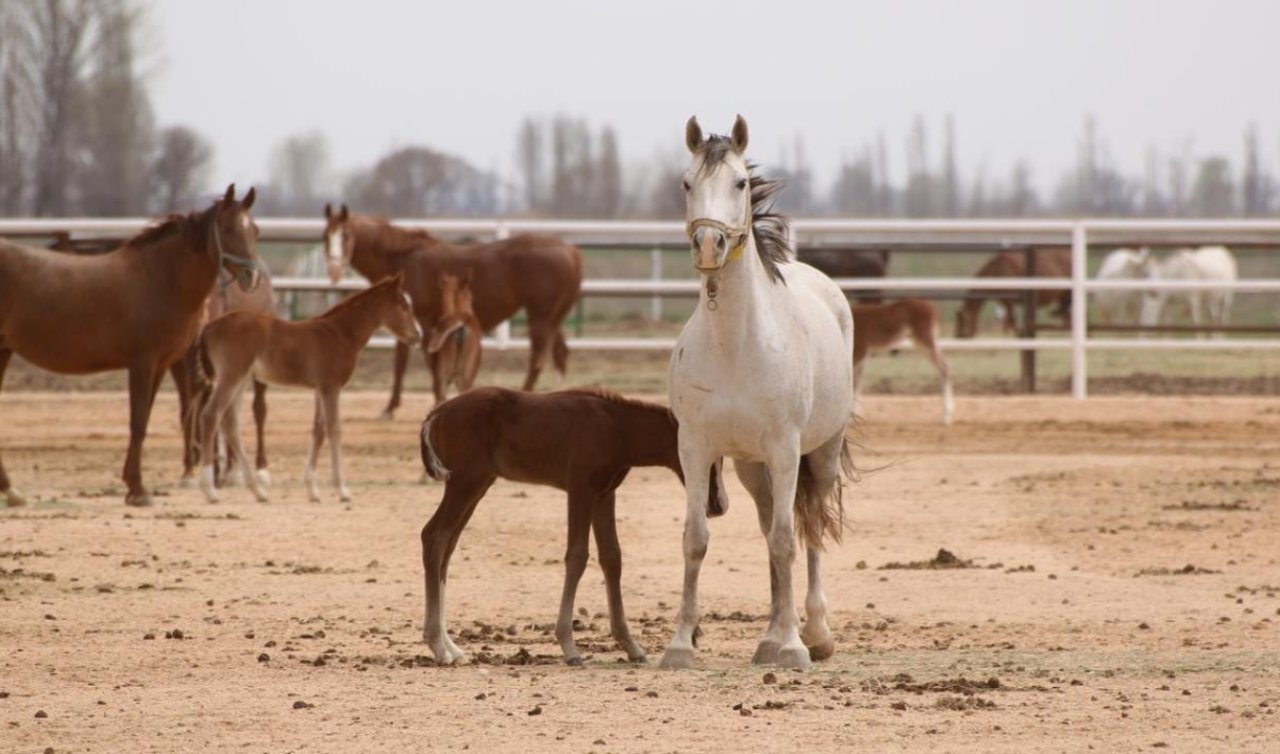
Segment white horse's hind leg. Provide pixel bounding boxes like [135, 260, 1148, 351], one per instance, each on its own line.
[734, 461, 784, 663]
[659, 444, 715, 670]
[795, 429, 844, 662]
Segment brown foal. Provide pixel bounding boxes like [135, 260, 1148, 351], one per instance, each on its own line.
[419, 387, 727, 665]
[852, 300, 954, 425]
[0, 184, 261, 507]
[196, 274, 422, 503]
[425, 272, 482, 398]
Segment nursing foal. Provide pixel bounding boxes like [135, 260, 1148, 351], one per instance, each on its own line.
[196, 274, 422, 503]
[419, 387, 727, 666]
[425, 272, 482, 398]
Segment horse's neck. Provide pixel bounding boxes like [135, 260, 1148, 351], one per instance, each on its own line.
[138, 227, 217, 310]
[351, 219, 424, 277]
[324, 289, 388, 344]
[618, 405, 681, 472]
[697, 236, 774, 354]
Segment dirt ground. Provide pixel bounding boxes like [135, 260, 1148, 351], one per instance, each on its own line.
[2, 388, 1279, 753]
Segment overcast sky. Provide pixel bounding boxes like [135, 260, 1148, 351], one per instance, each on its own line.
[149, 0, 1280, 200]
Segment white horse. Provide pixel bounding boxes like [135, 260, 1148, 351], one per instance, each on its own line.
[1094, 247, 1148, 325]
[662, 116, 855, 670]
[1139, 246, 1237, 338]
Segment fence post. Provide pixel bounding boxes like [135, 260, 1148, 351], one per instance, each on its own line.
[494, 221, 511, 350]
[1071, 223, 1088, 399]
[650, 247, 663, 322]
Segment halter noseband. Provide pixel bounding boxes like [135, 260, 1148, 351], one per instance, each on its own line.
[685, 217, 749, 270]
[208, 213, 261, 292]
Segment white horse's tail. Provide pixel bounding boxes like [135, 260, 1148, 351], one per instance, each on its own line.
[419, 412, 451, 481]
[795, 432, 856, 550]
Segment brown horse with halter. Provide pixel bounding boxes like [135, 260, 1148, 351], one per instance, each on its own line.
[321, 205, 582, 415]
[195, 273, 422, 504]
[425, 272, 482, 398]
[173, 266, 277, 489]
[419, 387, 727, 665]
[0, 185, 262, 507]
[955, 247, 1071, 338]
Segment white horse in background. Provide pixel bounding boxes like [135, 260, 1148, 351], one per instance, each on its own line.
[1094, 247, 1148, 325]
[663, 115, 855, 670]
[1140, 246, 1237, 338]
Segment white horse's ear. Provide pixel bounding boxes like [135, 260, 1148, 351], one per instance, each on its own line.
[731, 114, 749, 152]
[685, 116, 703, 153]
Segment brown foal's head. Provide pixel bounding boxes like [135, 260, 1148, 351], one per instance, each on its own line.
[381, 273, 423, 345]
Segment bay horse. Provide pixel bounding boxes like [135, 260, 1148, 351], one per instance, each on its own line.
[1139, 246, 1237, 338]
[955, 247, 1071, 338]
[321, 205, 583, 413]
[418, 386, 728, 666]
[195, 273, 422, 504]
[851, 300, 953, 425]
[664, 116, 855, 670]
[174, 267, 278, 489]
[425, 272, 482, 398]
[0, 184, 261, 507]
[796, 247, 890, 303]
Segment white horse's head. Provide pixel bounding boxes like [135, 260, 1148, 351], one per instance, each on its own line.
[683, 115, 753, 273]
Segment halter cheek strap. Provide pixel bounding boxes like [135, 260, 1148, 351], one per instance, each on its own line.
[208, 215, 261, 292]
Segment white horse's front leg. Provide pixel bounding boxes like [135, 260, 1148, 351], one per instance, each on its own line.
[764, 441, 809, 670]
[660, 445, 714, 670]
[734, 460, 784, 663]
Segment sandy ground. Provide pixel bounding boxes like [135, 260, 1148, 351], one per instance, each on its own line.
[1, 389, 1278, 753]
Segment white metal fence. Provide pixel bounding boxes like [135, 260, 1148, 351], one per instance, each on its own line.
[4, 217, 1280, 399]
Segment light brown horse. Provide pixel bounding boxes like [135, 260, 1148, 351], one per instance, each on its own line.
[425, 272, 482, 398]
[322, 204, 583, 414]
[195, 273, 422, 504]
[955, 248, 1071, 338]
[0, 185, 261, 507]
[419, 387, 728, 666]
[174, 267, 278, 489]
[852, 300, 953, 425]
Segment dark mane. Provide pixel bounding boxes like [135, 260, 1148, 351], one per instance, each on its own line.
[696, 135, 791, 284]
[353, 214, 437, 254]
[560, 387, 674, 421]
[126, 202, 216, 250]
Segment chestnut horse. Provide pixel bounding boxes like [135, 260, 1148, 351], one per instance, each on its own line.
[174, 267, 277, 489]
[322, 205, 583, 414]
[797, 248, 890, 303]
[852, 300, 953, 425]
[425, 272, 482, 398]
[955, 248, 1071, 338]
[419, 387, 727, 665]
[0, 185, 261, 507]
[195, 274, 421, 504]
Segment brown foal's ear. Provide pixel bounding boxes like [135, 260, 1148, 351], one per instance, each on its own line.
[242, 186, 256, 211]
[685, 116, 703, 153]
[731, 114, 749, 153]
[339, 204, 349, 222]
[392, 271, 406, 288]
[459, 269, 472, 286]
[224, 183, 236, 204]
[324, 202, 332, 219]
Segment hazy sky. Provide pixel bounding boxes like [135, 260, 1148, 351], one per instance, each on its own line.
[149, 0, 1280, 200]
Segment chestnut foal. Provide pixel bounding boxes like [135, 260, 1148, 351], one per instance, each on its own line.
[852, 300, 953, 425]
[425, 272, 482, 399]
[196, 274, 422, 503]
[419, 387, 727, 666]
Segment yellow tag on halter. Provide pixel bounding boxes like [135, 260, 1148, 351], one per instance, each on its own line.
[727, 241, 745, 262]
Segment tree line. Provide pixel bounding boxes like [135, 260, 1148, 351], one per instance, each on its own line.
[2, 2, 1276, 220]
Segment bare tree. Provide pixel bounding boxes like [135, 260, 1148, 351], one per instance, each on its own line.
[515, 116, 544, 213]
[267, 131, 330, 214]
[596, 125, 622, 218]
[344, 145, 498, 217]
[1242, 123, 1272, 216]
[151, 125, 213, 212]
[902, 114, 933, 217]
[1191, 156, 1235, 217]
[942, 113, 959, 216]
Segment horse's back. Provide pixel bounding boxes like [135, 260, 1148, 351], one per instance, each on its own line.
[1189, 246, 1237, 280]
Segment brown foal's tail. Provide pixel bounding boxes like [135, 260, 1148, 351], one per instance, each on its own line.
[794, 432, 856, 550]
[419, 411, 451, 481]
[552, 331, 569, 375]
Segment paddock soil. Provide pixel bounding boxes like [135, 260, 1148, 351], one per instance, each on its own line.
[1, 390, 1278, 753]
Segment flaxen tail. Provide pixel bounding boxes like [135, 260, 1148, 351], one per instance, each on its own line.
[794, 431, 858, 550]
[419, 410, 451, 481]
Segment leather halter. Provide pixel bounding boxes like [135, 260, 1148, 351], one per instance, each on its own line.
[685, 216, 749, 271]
[208, 213, 260, 292]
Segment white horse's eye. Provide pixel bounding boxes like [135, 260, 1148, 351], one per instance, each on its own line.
[682, 179, 691, 191]
[736, 179, 748, 190]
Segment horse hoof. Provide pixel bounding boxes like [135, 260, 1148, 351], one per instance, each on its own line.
[751, 640, 780, 665]
[338, 490, 352, 503]
[256, 469, 272, 488]
[658, 646, 696, 670]
[378, 409, 395, 422]
[3, 488, 27, 507]
[626, 651, 648, 664]
[775, 644, 812, 670]
[253, 491, 270, 503]
[806, 639, 836, 662]
[125, 492, 153, 508]
[177, 475, 198, 490]
[565, 655, 584, 667]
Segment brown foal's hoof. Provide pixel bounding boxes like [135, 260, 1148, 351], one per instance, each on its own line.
[125, 491, 153, 507]
[3, 488, 27, 507]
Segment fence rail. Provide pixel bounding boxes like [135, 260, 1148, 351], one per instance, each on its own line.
[4, 217, 1280, 399]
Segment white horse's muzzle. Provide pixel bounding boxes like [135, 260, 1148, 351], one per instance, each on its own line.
[687, 218, 747, 272]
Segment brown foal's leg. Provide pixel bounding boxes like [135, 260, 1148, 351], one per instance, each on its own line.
[380, 341, 410, 420]
[423, 345, 445, 404]
[591, 489, 646, 662]
[252, 380, 269, 485]
[554, 486, 596, 665]
[223, 386, 266, 502]
[421, 471, 494, 664]
[169, 353, 199, 488]
[320, 387, 349, 501]
[121, 363, 161, 507]
[198, 372, 247, 503]
[521, 320, 550, 391]
[0, 349, 25, 507]
[303, 391, 326, 503]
